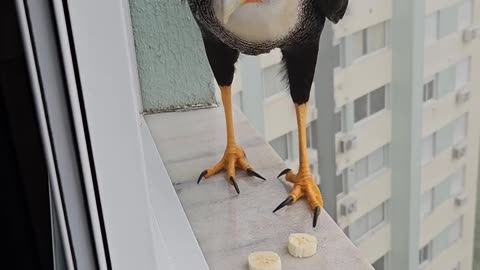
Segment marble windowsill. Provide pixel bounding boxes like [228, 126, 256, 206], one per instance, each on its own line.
[146, 107, 373, 270]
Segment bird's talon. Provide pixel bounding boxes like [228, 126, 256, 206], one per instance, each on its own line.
[313, 207, 321, 228]
[273, 196, 294, 213]
[197, 169, 208, 184]
[277, 168, 292, 179]
[230, 176, 240, 194]
[247, 168, 266, 180]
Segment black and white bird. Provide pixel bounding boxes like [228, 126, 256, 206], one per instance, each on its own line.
[189, 0, 348, 227]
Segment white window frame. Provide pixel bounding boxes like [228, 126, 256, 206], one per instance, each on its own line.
[19, 0, 211, 269]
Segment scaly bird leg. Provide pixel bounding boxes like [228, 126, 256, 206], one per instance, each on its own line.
[197, 86, 265, 194]
[274, 103, 323, 227]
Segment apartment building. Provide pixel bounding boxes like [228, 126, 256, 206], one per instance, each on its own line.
[233, 0, 480, 269]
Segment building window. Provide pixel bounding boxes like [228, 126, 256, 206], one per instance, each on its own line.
[335, 110, 343, 134]
[425, 12, 439, 45]
[336, 171, 346, 198]
[432, 218, 463, 258]
[366, 22, 386, 54]
[354, 145, 388, 186]
[420, 189, 434, 219]
[458, 0, 473, 30]
[419, 242, 432, 266]
[453, 114, 467, 144]
[423, 79, 435, 102]
[422, 134, 435, 165]
[449, 167, 466, 196]
[347, 22, 387, 63]
[354, 94, 368, 123]
[372, 255, 386, 270]
[306, 124, 313, 148]
[354, 86, 386, 123]
[433, 178, 451, 208]
[347, 203, 386, 242]
[448, 218, 462, 245]
[270, 133, 289, 161]
[455, 58, 471, 90]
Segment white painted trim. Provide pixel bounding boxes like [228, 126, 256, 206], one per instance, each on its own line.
[50, 1, 108, 268]
[63, 0, 209, 268]
[15, 1, 74, 268]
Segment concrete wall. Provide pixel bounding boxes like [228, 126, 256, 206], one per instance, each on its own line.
[128, 0, 216, 112]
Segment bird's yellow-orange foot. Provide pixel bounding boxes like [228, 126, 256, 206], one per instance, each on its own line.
[274, 169, 323, 228]
[197, 144, 265, 194]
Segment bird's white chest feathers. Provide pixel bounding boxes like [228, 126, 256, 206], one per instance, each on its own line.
[213, 0, 302, 43]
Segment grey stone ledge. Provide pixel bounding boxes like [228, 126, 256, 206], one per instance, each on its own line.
[146, 107, 374, 270]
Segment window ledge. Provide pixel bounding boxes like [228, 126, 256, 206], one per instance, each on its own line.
[145, 107, 373, 270]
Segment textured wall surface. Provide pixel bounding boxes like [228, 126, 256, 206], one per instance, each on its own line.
[129, 0, 216, 112]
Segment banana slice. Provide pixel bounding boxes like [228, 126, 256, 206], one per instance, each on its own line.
[248, 251, 282, 270]
[288, 233, 317, 258]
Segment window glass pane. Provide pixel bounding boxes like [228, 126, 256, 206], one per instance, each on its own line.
[448, 219, 462, 245]
[350, 31, 364, 60]
[458, 0, 473, 30]
[355, 157, 368, 184]
[336, 173, 345, 196]
[350, 215, 368, 241]
[437, 66, 456, 97]
[433, 229, 449, 256]
[354, 94, 368, 123]
[368, 146, 385, 175]
[334, 111, 342, 133]
[438, 5, 459, 38]
[453, 114, 467, 144]
[366, 22, 385, 53]
[455, 58, 470, 89]
[423, 80, 435, 102]
[370, 86, 386, 115]
[372, 256, 385, 270]
[306, 124, 313, 148]
[450, 167, 465, 196]
[435, 123, 453, 154]
[368, 204, 384, 229]
[269, 134, 288, 160]
[425, 12, 438, 45]
[422, 135, 434, 165]
[434, 179, 451, 208]
[419, 243, 431, 264]
[421, 190, 433, 219]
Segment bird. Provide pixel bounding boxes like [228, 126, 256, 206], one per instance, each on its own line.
[187, 0, 348, 227]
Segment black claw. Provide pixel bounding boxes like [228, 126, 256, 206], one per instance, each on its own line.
[230, 177, 240, 194]
[273, 196, 294, 213]
[197, 170, 207, 184]
[313, 207, 321, 228]
[277, 169, 291, 179]
[247, 168, 266, 181]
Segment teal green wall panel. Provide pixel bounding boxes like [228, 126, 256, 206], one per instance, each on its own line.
[129, 0, 216, 112]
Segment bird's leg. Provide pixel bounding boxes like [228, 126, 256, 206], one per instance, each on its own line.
[197, 86, 265, 194]
[274, 103, 323, 227]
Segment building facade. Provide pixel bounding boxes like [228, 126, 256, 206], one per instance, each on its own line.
[235, 0, 480, 269]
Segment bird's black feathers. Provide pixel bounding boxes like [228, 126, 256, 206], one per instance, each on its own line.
[316, 0, 349, 24]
